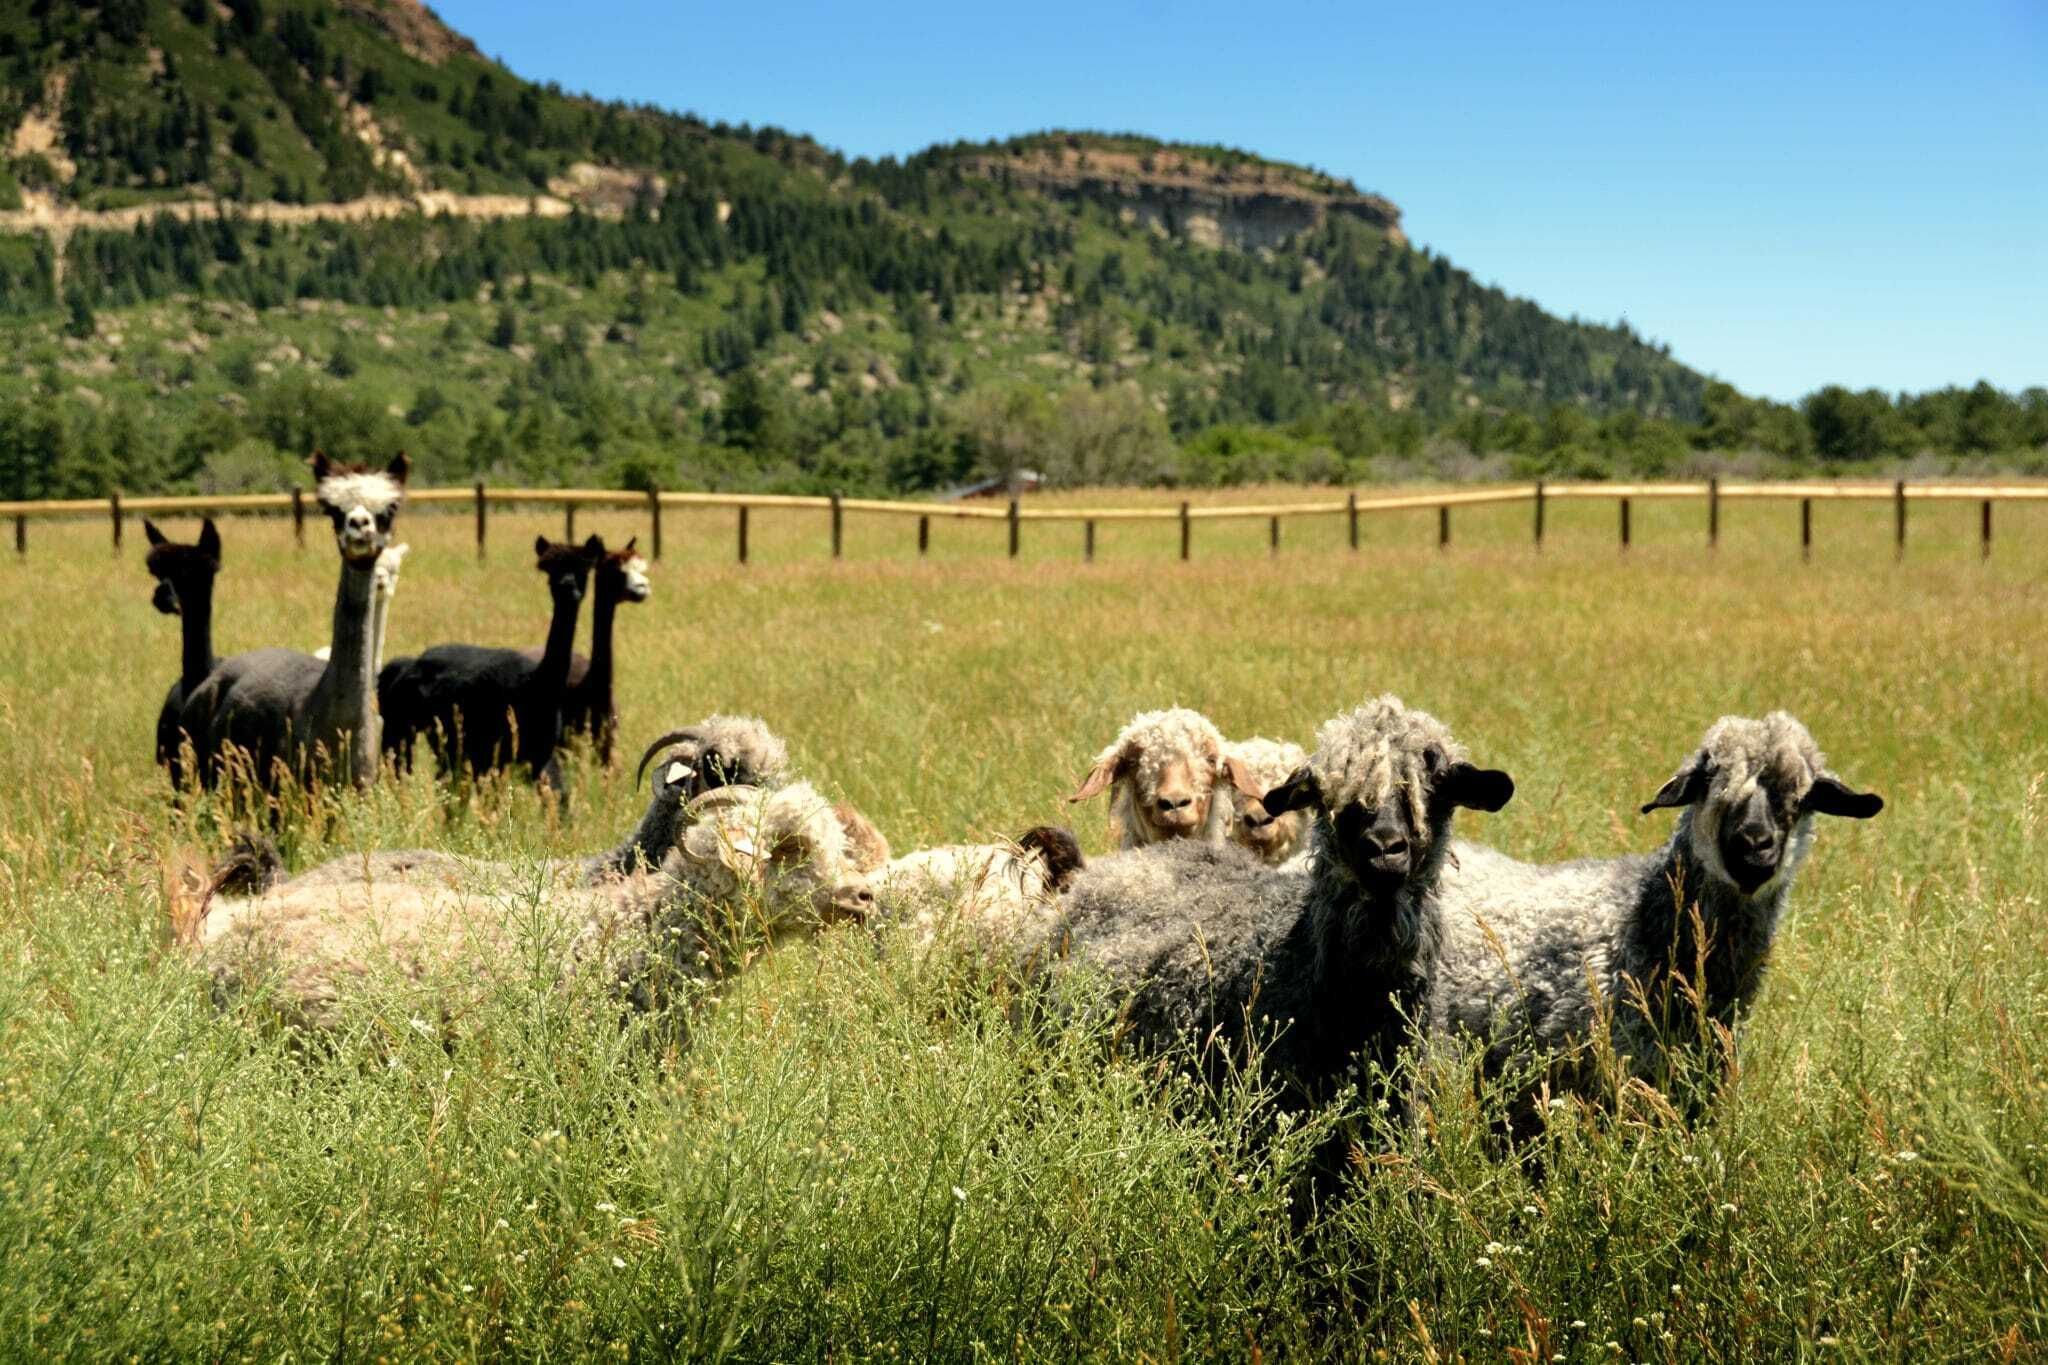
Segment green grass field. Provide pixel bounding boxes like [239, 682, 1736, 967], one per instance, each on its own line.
[1, 487, 2043, 1358]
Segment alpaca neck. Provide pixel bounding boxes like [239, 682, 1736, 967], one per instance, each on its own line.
[310, 558, 380, 784]
[585, 586, 619, 707]
[179, 578, 216, 693]
[536, 590, 584, 691]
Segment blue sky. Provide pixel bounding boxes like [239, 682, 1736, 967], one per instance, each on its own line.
[431, 1, 2045, 402]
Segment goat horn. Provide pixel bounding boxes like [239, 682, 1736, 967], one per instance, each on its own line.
[635, 730, 699, 788]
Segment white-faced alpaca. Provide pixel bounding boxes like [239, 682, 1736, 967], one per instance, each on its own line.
[1040, 697, 1515, 1120]
[378, 535, 603, 794]
[143, 518, 222, 788]
[1068, 707, 1261, 850]
[177, 453, 409, 793]
[1430, 712, 1882, 1115]
[520, 539, 651, 768]
[315, 542, 407, 672]
[1222, 736, 1312, 866]
[855, 826, 1086, 951]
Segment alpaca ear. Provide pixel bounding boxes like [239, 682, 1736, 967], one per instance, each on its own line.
[582, 533, 605, 555]
[622, 536, 638, 553]
[144, 520, 168, 547]
[1805, 775, 1883, 820]
[1260, 766, 1322, 815]
[385, 452, 411, 485]
[1441, 762, 1515, 813]
[533, 535, 550, 558]
[198, 518, 222, 559]
[1069, 745, 1132, 803]
[1641, 753, 1710, 814]
[309, 450, 333, 482]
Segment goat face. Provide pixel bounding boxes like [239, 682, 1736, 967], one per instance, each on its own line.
[1643, 713, 1883, 896]
[311, 452, 409, 566]
[1232, 793, 1308, 863]
[1263, 701, 1514, 899]
[1068, 708, 1261, 847]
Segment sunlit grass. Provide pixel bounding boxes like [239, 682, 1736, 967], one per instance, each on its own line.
[0, 487, 2043, 1356]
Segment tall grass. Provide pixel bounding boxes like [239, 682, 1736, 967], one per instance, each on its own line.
[0, 490, 2043, 1356]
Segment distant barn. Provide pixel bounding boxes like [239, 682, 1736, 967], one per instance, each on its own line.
[943, 470, 1045, 501]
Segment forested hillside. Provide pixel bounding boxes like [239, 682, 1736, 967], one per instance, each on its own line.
[0, 0, 2039, 500]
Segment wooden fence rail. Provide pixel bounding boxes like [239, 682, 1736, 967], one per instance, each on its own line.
[4, 481, 2045, 563]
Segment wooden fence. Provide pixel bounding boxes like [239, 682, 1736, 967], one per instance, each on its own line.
[3, 479, 2044, 562]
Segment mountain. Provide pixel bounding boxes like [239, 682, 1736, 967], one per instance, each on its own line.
[1, 1, 2028, 501]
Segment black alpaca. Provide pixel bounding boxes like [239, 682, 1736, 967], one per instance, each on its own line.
[144, 518, 222, 787]
[519, 537, 651, 767]
[380, 535, 602, 793]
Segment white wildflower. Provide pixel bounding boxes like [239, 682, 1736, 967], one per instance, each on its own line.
[952, 1186, 968, 1202]
[612, 1256, 626, 1269]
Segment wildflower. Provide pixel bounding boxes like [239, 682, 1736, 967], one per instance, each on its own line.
[459, 1283, 474, 1294]
[409, 1016, 434, 1038]
[611, 1256, 626, 1269]
[494, 1218, 509, 1231]
[1485, 1241, 1507, 1256]
[1571, 1320, 1587, 1329]
[1718, 1203, 1737, 1215]
[1894, 1150, 1919, 1163]
[1475, 1257, 1493, 1269]
[595, 1202, 617, 1213]
[952, 1186, 968, 1202]
[1548, 1097, 1567, 1111]
[1523, 1204, 1539, 1216]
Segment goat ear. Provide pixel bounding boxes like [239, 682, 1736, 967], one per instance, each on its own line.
[144, 520, 168, 547]
[198, 518, 222, 559]
[1068, 746, 1130, 803]
[1805, 775, 1883, 820]
[1259, 766, 1322, 815]
[1641, 755, 1709, 814]
[385, 451, 411, 486]
[309, 450, 333, 482]
[1442, 762, 1515, 813]
[1222, 754, 1263, 798]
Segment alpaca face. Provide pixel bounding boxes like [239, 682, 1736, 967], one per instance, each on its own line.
[1642, 712, 1883, 896]
[312, 452, 409, 566]
[143, 519, 221, 616]
[534, 535, 601, 607]
[599, 539, 652, 604]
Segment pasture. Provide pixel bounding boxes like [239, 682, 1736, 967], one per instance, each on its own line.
[0, 487, 2043, 1358]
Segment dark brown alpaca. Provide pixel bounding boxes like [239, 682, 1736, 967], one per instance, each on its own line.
[519, 537, 651, 767]
[144, 517, 222, 788]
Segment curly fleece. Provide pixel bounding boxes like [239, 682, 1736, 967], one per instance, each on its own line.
[1086, 706, 1232, 848]
[1308, 696, 1467, 831]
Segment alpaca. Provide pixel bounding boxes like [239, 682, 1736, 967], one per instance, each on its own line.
[176, 453, 409, 794]
[379, 535, 602, 793]
[144, 518, 222, 787]
[519, 538, 651, 767]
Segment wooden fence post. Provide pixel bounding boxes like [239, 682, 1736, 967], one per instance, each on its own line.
[1893, 479, 1906, 560]
[1007, 498, 1020, 559]
[1708, 476, 1720, 548]
[1620, 496, 1631, 550]
[1534, 479, 1545, 549]
[1266, 515, 1278, 556]
[830, 493, 843, 559]
[291, 488, 305, 547]
[737, 505, 749, 564]
[917, 515, 929, 557]
[474, 480, 487, 560]
[1981, 499, 1992, 559]
[1179, 501, 1191, 561]
[110, 490, 123, 553]
[648, 487, 662, 560]
[1347, 491, 1359, 551]
[13, 514, 23, 557]
[1438, 504, 1450, 550]
[1801, 498, 1812, 562]
[1084, 519, 1095, 562]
